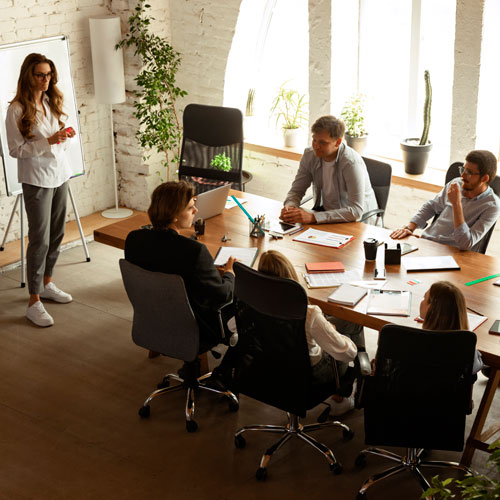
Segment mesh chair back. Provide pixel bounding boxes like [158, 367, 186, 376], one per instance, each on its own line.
[362, 157, 392, 213]
[119, 259, 199, 362]
[179, 104, 244, 193]
[363, 324, 476, 451]
[232, 262, 315, 417]
[443, 161, 500, 254]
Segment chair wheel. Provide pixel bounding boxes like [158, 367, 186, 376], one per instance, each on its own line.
[330, 462, 343, 475]
[157, 377, 170, 389]
[228, 399, 239, 412]
[138, 405, 150, 418]
[355, 454, 367, 468]
[186, 420, 198, 433]
[342, 428, 355, 441]
[234, 434, 246, 449]
[256, 467, 267, 481]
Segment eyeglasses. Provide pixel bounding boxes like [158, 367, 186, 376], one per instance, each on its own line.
[458, 165, 480, 177]
[33, 72, 52, 80]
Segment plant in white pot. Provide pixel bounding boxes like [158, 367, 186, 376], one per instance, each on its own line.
[340, 93, 368, 154]
[270, 83, 308, 148]
[401, 70, 433, 175]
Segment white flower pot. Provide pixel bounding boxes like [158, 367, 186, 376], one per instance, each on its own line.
[283, 128, 299, 148]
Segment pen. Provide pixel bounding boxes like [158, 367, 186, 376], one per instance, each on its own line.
[231, 195, 265, 235]
[466, 306, 484, 316]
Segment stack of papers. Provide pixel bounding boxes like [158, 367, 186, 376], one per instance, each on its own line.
[402, 255, 460, 272]
[213, 247, 258, 268]
[327, 284, 367, 306]
[366, 290, 412, 316]
[293, 228, 354, 248]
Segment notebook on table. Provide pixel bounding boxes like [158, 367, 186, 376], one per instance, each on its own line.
[366, 289, 411, 316]
[305, 261, 345, 273]
[402, 255, 460, 272]
[327, 284, 367, 306]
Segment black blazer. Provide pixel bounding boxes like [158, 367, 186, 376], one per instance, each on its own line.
[125, 228, 234, 345]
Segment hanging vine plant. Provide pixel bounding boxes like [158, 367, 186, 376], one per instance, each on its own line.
[117, 0, 187, 180]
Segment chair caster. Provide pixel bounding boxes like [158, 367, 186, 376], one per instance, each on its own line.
[234, 435, 246, 449]
[330, 462, 343, 475]
[138, 405, 150, 418]
[342, 428, 355, 441]
[157, 376, 170, 389]
[355, 453, 367, 468]
[228, 399, 239, 412]
[186, 420, 198, 433]
[256, 467, 267, 481]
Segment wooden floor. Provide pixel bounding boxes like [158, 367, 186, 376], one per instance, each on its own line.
[0, 224, 498, 499]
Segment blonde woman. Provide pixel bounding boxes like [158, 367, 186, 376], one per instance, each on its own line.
[6, 53, 76, 327]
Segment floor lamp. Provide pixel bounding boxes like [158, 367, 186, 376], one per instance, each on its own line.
[89, 15, 132, 219]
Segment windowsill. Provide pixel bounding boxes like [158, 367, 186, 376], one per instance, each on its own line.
[244, 139, 446, 193]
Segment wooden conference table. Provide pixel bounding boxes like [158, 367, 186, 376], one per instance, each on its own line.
[94, 189, 500, 466]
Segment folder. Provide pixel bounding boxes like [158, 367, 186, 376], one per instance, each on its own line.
[305, 261, 344, 274]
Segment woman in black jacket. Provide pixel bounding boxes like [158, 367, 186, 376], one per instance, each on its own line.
[125, 181, 236, 350]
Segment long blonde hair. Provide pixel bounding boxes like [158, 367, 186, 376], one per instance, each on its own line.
[258, 250, 299, 282]
[11, 53, 66, 139]
[422, 281, 469, 331]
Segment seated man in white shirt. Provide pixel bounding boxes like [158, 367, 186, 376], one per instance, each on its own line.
[280, 115, 377, 225]
[391, 150, 500, 252]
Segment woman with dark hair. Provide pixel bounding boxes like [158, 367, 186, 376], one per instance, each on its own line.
[6, 53, 76, 327]
[125, 181, 236, 350]
[419, 281, 483, 374]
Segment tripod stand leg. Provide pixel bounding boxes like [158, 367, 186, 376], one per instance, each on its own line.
[68, 184, 91, 262]
[20, 194, 26, 288]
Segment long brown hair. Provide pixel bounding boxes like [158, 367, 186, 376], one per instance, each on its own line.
[422, 281, 469, 330]
[148, 181, 195, 230]
[11, 53, 66, 139]
[257, 250, 299, 282]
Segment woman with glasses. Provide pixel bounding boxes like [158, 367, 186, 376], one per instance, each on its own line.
[5, 53, 76, 327]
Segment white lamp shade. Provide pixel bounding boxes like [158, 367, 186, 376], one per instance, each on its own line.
[89, 16, 126, 104]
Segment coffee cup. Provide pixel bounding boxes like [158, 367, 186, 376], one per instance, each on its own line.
[363, 238, 378, 261]
[194, 218, 205, 236]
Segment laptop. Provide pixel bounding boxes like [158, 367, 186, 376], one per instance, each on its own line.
[194, 184, 231, 221]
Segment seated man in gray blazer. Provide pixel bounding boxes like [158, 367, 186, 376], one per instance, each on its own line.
[280, 115, 377, 225]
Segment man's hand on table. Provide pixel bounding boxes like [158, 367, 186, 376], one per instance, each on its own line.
[280, 206, 316, 224]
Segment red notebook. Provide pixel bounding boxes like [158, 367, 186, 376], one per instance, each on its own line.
[305, 261, 345, 273]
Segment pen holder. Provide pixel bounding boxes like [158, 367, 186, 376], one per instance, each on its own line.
[249, 219, 264, 238]
[385, 243, 401, 265]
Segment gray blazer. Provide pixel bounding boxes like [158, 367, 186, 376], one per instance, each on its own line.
[284, 142, 378, 224]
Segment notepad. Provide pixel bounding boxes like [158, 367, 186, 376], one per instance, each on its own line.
[327, 284, 367, 306]
[305, 261, 344, 273]
[366, 289, 411, 316]
[213, 247, 258, 268]
[402, 255, 460, 272]
[293, 228, 354, 249]
[304, 270, 360, 289]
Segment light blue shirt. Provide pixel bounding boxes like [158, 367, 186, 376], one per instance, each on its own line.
[410, 178, 500, 252]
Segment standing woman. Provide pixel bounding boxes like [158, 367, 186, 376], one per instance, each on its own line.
[5, 53, 76, 327]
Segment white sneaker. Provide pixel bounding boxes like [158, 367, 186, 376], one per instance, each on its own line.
[26, 301, 54, 327]
[329, 395, 355, 416]
[40, 282, 72, 303]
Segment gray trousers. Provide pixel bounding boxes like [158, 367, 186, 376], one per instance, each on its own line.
[22, 182, 68, 295]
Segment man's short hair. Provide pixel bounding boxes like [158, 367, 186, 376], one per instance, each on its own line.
[311, 115, 345, 140]
[465, 150, 497, 184]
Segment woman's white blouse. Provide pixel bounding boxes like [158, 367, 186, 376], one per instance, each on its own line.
[5, 96, 72, 188]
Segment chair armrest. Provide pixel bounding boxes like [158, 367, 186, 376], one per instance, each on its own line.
[359, 208, 384, 223]
[357, 351, 372, 376]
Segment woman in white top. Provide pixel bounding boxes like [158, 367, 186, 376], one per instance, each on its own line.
[5, 53, 75, 327]
[257, 250, 358, 414]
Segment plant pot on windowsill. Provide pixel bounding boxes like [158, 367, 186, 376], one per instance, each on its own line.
[283, 128, 300, 147]
[345, 134, 368, 155]
[400, 139, 432, 175]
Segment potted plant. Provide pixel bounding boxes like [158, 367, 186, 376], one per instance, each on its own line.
[117, 0, 187, 181]
[340, 93, 368, 154]
[210, 153, 232, 172]
[400, 70, 433, 175]
[422, 440, 500, 499]
[270, 82, 308, 148]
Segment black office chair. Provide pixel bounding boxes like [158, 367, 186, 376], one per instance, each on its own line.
[230, 262, 368, 480]
[178, 103, 244, 194]
[355, 324, 476, 499]
[119, 259, 238, 433]
[432, 161, 500, 254]
[359, 157, 392, 226]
